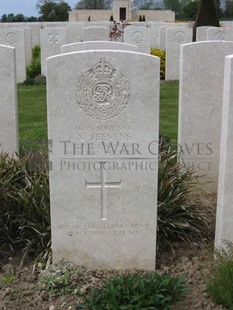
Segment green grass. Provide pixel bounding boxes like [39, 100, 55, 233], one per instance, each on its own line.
[17, 81, 179, 149]
[17, 84, 47, 150]
[160, 81, 179, 142]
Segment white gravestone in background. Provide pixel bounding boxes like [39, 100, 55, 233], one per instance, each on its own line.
[215, 54, 233, 249]
[0, 45, 18, 155]
[124, 26, 150, 54]
[47, 50, 160, 269]
[40, 28, 66, 76]
[61, 41, 138, 53]
[165, 27, 192, 80]
[66, 22, 83, 43]
[0, 28, 26, 83]
[196, 26, 212, 41]
[207, 27, 233, 42]
[178, 41, 233, 191]
[148, 22, 173, 49]
[82, 26, 110, 41]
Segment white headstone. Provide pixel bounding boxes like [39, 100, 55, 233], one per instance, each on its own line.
[66, 22, 83, 43]
[47, 50, 160, 269]
[196, 26, 212, 41]
[178, 41, 233, 191]
[148, 22, 172, 49]
[215, 54, 233, 249]
[40, 28, 66, 76]
[61, 41, 138, 53]
[22, 27, 32, 66]
[124, 26, 150, 54]
[208, 27, 233, 41]
[82, 26, 110, 41]
[0, 28, 26, 83]
[165, 27, 192, 81]
[0, 45, 18, 155]
[159, 26, 170, 50]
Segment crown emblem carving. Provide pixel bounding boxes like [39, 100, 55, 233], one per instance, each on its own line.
[92, 59, 113, 78]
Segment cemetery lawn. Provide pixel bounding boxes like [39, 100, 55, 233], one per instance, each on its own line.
[17, 81, 179, 148]
[18, 84, 47, 147]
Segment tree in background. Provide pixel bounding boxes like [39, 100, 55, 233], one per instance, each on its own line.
[75, 0, 112, 9]
[0, 13, 38, 22]
[225, 0, 233, 18]
[163, 0, 181, 16]
[181, 0, 198, 20]
[36, 0, 71, 21]
[193, 0, 220, 40]
[132, 0, 156, 9]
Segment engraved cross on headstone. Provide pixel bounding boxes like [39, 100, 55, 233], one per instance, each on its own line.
[85, 162, 122, 220]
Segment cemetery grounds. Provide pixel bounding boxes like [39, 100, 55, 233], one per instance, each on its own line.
[0, 82, 225, 309]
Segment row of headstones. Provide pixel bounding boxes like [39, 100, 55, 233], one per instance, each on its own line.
[1, 40, 233, 269]
[3, 21, 233, 83]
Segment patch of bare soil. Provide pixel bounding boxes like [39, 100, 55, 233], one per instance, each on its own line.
[0, 191, 226, 310]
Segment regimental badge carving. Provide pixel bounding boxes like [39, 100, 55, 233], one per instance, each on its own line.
[214, 30, 227, 41]
[5, 32, 17, 45]
[47, 31, 60, 46]
[75, 59, 130, 120]
[173, 31, 185, 44]
[132, 31, 144, 44]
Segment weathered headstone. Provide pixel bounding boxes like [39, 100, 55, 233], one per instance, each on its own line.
[165, 27, 192, 80]
[207, 27, 233, 41]
[66, 22, 83, 43]
[82, 26, 110, 41]
[0, 28, 26, 83]
[40, 28, 66, 76]
[124, 26, 150, 53]
[47, 50, 160, 269]
[0, 45, 18, 155]
[61, 41, 138, 53]
[178, 41, 233, 191]
[196, 26, 212, 41]
[21, 27, 32, 66]
[215, 54, 233, 249]
[148, 22, 172, 49]
[158, 25, 172, 50]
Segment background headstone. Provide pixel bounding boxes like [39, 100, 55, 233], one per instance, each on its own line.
[0, 28, 26, 83]
[124, 26, 150, 53]
[207, 27, 233, 41]
[165, 27, 192, 80]
[66, 22, 83, 43]
[47, 50, 160, 269]
[82, 26, 110, 41]
[178, 41, 233, 191]
[61, 41, 138, 53]
[215, 54, 233, 249]
[196, 26, 212, 41]
[40, 28, 66, 76]
[0, 45, 18, 155]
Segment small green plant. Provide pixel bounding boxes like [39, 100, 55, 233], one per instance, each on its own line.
[0, 274, 16, 294]
[151, 48, 166, 80]
[76, 272, 188, 309]
[207, 241, 233, 308]
[25, 45, 42, 84]
[0, 274, 15, 288]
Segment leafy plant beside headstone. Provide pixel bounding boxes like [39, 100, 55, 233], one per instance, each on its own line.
[24, 45, 45, 85]
[76, 272, 188, 309]
[207, 241, 233, 308]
